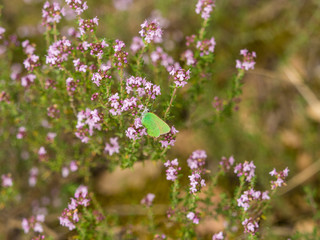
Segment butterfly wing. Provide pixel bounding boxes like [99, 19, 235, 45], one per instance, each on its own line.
[142, 113, 161, 137]
[146, 113, 170, 136]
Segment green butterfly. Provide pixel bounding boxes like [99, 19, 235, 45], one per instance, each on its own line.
[141, 109, 170, 138]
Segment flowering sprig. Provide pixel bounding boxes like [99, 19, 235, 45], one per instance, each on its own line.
[159, 126, 178, 148]
[79, 17, 99, 36]
[237, 188, 270, 211]
[59, 185, 90, 230]
[104, 137, 120, 156]
[236, 49, 256, 71]
[139, 19, 163, 44]
[219, 155, 235, 172]
[164, 158, 181, 181]
[42, 1, 65, 27]
[65, 0, 88, 15]
[1, 174, 13, 187]
[195, 0, 216, 20]
[234, 161, 256, 182]
[141, 193, 155, 207]
[269, 167, 289, 190]
[22, 214, 45, 234]
[187, 150, 207, 193]
[242, 217, 259, 235]
[196, 37, 216, 56]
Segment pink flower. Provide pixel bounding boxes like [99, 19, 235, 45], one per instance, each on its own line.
[187, 211, 200, 224]
[139, 19, 163, 44]
[141, 193, 155, 207]
[236, 49, 256, 70]
[164, 158, 181, 181]
[212, 232, 224, 240]
[130, 36, 145, 54]
[169, 68, 191, 88]
[16, 127, 27, 139]
[1, 174, 13, 187]
[195, 0, 215, 20]
[65, 0, 88, 15]
[104, 137, 120, 156]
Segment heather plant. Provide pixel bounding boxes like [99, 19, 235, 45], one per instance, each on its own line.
[0, 0, 309, 239]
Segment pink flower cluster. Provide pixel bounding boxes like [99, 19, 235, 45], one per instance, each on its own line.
[59, 185, 90, 230]
[169, 68, 191, 88]
[130, 36, 144, 54]
[234, 161, 256, 182]
[66, 77, 79, 94]
[108, 93, 139, 116]
[32, 235, 45, 240]
[126, 76, 161, 100]
[269, 167, 289, 190]
[141, 193, 155, 207]
[17, 126, 27, 139]
[42, 1, 65, 26]
[242, 217, 259, 235]
[139, 19, 163, 44]
[38, 146, 48, 161]
[1, 174, 13, 187]
[153, 234, 166, 240]
[237, 188, 270, 211]
[90, 40, 108, 59]
[47, 104, 60, 118]
[65, 0, 88, 15]
[75, 108, 102, 143]
[236, 49, 256, 71]
[62, 161, 78, 178]
[150, 47, 175, 71]
[187, 150, 207, 193]
[126, 117, 147, 140]
[73, 58, 87, 72]
[46, 38, 73, 67]
[104, 137, 120, 156]
[22, 40, 40, 72]
[91, 65, 112, 87]
[196, 37, 216, 56]
[219, 155, 235, 171]
[212, 232, 224, 240]
[159, 126, 178, 148]
[21, 74, 36, 88]
[195, 0, 215, 20]
[187, 211, 200, 224]
[78, 17, 99, 36]
[113, 39, 128, 69]
[164, 158, 181, 181]
[181, 49, 196, 66]
[22, 214, 45, 233]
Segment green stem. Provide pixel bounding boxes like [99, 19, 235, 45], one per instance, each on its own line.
[164, 87, 177, 120]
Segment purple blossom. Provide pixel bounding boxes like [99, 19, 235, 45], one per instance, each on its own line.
[73, 58, 87, 72]
[104, 137, 120, 156]
[90, 40, 108, 59]
[139, 19, 163, 44]
[196, 37, 216, 56]
[126, 76, 161, 99]
[126, 117, 147, 140]
[91, 65, 111, 86]
[234, 161, 256, 182]
[159, 126, 178, 148]
[242, 217, 259, 235]
[22, 40, 35, 55]
[65, 0, 88, 15]
[46, 132, 57, 142]
[150, 47, 174, 70]
[16, 126, 27, 139]
[66, 77, 79, 94]
[46, 38, 73, 68]
[219, 155, 235, 171]
[169, 68, 191, 88]
[21, 74, 36, 87]
[38, 147, 47, 161]
[113, 39, 128, 69]
[59, 185, 90, 230]
[164, 158, 181, 181]
[237, 188, 270, 211]
[62, 167, 69, 178]
[42, 1, 65, 26]
[78, 17, 99, 35]
[22, 215, 45, 234]
[130, 36, 145, 54]
[1, 174, 13, 187]
[181, 49, 196, 66]
[141, 193, 155, 207]
[23, 54, 40, 71]
[187, 150, 207, 170]
[70, 161, 78, 172]
[47, 104, 60, 118]
[187, 212, 200, 224]
[212, 232, 224, 240]
[195, 0, 215, 20]
[269, 167, 289, 190]
[75, 108, 102, 143]
[236, 49, 256, 71]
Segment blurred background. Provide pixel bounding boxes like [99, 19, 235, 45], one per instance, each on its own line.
[1, 0, 320, 239]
